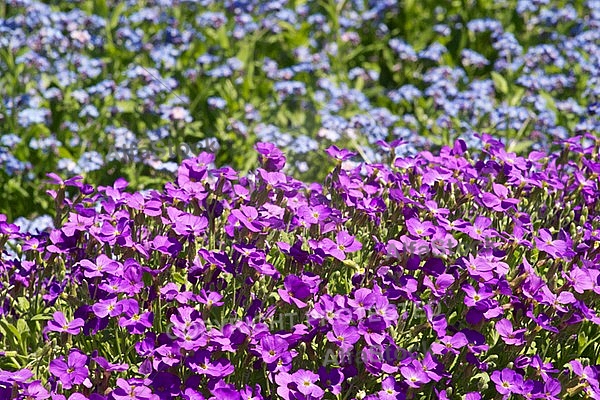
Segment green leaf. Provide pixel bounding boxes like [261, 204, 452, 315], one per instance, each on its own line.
[471, 371, 490, 393]
[116, 100, 137, 113]
[217, 26, 229, 50]
[507, 140, 534, 154]
[16, 297, 30, 313]
[538, 91, 558, 114]
[16, 319, 29, 335]
[58, 146, 74, 160]
[31, 314, 53, 321]
[0, 319, 21, 342]
[509, 86, 526, 106]
[7, 180, 29, 198]
[28, 124, 51, 137]
[491, 71, 509, 95]
[172, 270, 187, 285]
[108, 2, 126, 31]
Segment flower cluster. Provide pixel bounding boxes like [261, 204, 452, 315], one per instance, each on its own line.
[1, 136, 600, 399]
[1, 0, 599, 220]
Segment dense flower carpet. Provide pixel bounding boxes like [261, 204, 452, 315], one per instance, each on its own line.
[1, 0, 600, 399]
[1, 0, 599, 219]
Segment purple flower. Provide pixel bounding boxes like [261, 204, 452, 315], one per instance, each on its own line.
[177, 153, 214, 186]
[430, 332, 468, 355]
[153, 343, 182, 371]
[113, 259, 145, 296]
[255, 142, 286, 171]
[275, 372, 295, 400]
[318, 367, 343, 396]
[212, 324, 247, 353]
[246, 251, 280, 278]
[92, 353, 128, 372]
[160, 283, 193, 304]
[92, 297, 123, 318]
[358, 315, 387, 346]
[168, 207, 209, 237]
[481, 183, 520, 211]
[429, 228, 457, 256]
[152, 235, 182, 256]
[348, 288, 377, 320]
[258, 334, 290, 365]
[186, 350, 234, 378]
[240, 384, 264, 400]
[257, 168, 288, 189]
[95, 218, 132, 246]
[424, 305, 447, 337]
[169, 306, 207, 350]
[45, 173, 83, 189]
[526, 311, 559, 334]
[392, 236, 430, 256]
[278, 275, 311, 308]
[296, 206, 319, 227]
[319, 231, 362, 261]
[48, 351, 89, 389]
[565, 267, 595, 293]
[22, 381, 50, 399]
[46, 311, 84, 335]
[423, 274, 455, 298]
[308, 295, 347, 326]
[292, 370, 324, 398]
[460, 255, 495, 281]
[530, 355, 558, 380]
[62, 213, 95, 237]
[78, 255, 120, 279]
[231, 205, 263, 232]
[278, 240, 311, 264]
[325, 145, 356, 161]
[495, 318, 526, 346]
[182, 387, 206, 400]
[535, 229, 568, 258]
[400, 363, 429, 389]
[197, 290, 224, 308]
[462, 284, 494, 308]
[111, 378, 156, 400]
[378, 376, 405, 399]
[491, 368, 524, 396]
[463, 216, 495, 241]
[326, 322, 360, 352]
[539, 286, 576, 312]
[405, 218, 435, 237]
[542, 378, 562, 400]
[372, 293, 399, 325]
[118, 299, 153, 334]
[421, 353, 444, 382]
[569, 359, 599, 388]
[150, 372, 181, 399]
[209, 380, 241, 400]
